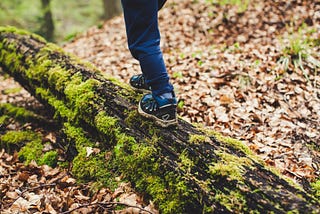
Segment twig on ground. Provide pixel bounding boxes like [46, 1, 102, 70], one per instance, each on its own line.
[59, 201, 155, 214]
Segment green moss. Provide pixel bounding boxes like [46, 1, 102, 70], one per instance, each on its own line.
[94, 111, 118, 135]
[72, 147, 110, 182]
[35, 87, 76, 120]
[0, 103, 38, 123]
[212, 131, 253, 155]
[38, 150, 58, 167]
[179, 150, 195, 173]
[64, 74, 101, 118]
[0, 26, 47, 43]
[310, 179, 320, 199]
[62, 122, 116, 189]
[0, 129, 58, 166]
[203, 205, 214, 213]
[2, 87, 22, 95]
[47, 66, 71, 92]
[203, 128, 305, 195]
[202, 129, 266, 166]
[209, 151, 252, 182]
[0, 115, 10, 126]
[26, 58, 52, 82]
[0, 130, 40, 153]
[112, 134, 197, 213]
[63, 122, 94, 148]
[214, 189, 248, 213]
[11, 131, 58, 166]
[188, 134, 210, 144]
[0, 48, 25, 76]
[18, 137, 43, 165]
[0, 130, 55, 166]
[124, 110, 140, 126]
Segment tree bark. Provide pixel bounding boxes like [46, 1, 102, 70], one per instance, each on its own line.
[0, 27, 319, 214]
[102, 0, 122, 20]
[39, 0, 55, 41]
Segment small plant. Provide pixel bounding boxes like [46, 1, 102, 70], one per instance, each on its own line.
[238, 74, 251, 88]
[311, 178, 320, 199]
[277, 25, 320, 82]
[177, 100, 185, 110]
[172, 71, 183, 79]
[63, 32, 78, 42]
[206, 0, 250, 13]
[189, 134, 209, 144]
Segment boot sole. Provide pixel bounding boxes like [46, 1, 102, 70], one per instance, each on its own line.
[138, 104, 178, 128]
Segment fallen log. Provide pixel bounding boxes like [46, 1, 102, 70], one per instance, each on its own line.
[0, 26, 319, 213]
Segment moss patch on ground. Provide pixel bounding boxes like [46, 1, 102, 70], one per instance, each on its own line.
[0, 130, 57, 166]
[0, 103, 42, 124]
[0, 103, 58, 167]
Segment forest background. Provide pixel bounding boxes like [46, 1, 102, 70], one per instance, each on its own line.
[0, 0, 121, 42]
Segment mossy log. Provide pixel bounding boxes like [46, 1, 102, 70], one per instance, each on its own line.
[0, 26, 319, 213]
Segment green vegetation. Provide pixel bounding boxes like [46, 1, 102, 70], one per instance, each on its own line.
[188, 134, 209, 144]
[0, 103, 40, 123]
[172, 71, 183, 79]
[2, 87, 22, 94]
[0, 115, 10, 126]
[311, 179, 320, 199]
[0, 130, 57, 166]
[0, 0, 105, 42]
[38, 150, 58, 166]
[206, 0, 250, 13]
[278, 24, 320, 81]
[177, 100, 185, 110]
[214, 189, 247, 212]
[0, 103, 58, 167]
[209, 151, 252, 182]
[112, 136, 196, 213]
[0, 130, 39, 152]
[17, 133, 44, 164]
[204, 129, 255, 157]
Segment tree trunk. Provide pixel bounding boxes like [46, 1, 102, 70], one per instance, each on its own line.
[102, 0, 122, 20]
[39, 0, 55, 41]
[0, 27, 319, 213]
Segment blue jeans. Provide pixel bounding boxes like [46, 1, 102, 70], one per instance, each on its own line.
[121, 0, 174, 96]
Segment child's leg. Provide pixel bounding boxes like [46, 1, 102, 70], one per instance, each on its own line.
[158, 0, 167, 10]
[121, 0, 173, 96]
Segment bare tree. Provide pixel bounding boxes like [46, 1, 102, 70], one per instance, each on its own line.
[39, 0, 54, 41]
[102, 0, 122, 20]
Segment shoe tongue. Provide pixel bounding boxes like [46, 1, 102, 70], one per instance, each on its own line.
[159, 92, 173, 99]
[154, 93, 175, 107]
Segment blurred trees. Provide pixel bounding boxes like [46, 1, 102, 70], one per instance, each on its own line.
[39, 0, 54, 41]
[102, 0, 122, 20]
[0, 0, 121, 43]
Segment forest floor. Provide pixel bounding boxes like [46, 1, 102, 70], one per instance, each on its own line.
[1, 0, 319, 213]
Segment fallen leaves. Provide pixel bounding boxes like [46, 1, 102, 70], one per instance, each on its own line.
[0, 150, 157, 213]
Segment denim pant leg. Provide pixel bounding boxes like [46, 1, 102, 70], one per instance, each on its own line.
[158, 0, 167, 10]
[121, 0, 173, 96]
